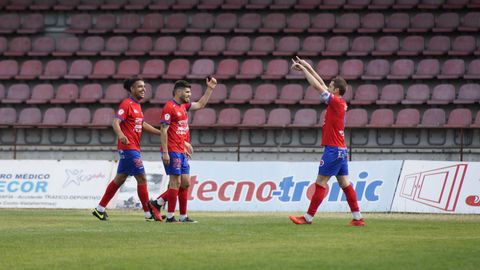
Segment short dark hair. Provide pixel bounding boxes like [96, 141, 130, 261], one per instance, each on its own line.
[172, 80, 191, 96]
[123, 76, 143, 91]
[332, 76, 347, 96]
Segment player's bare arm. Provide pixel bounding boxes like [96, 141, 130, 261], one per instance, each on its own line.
[160, 124, 170, 165]
[112, 118, 129, 145]
[294, 56, 328, 90]
[190, 76, 218, 111]
[142, 121, 162, 136]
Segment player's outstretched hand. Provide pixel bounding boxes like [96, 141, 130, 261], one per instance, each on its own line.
[291, 58, 302, 71]
[206, 76, 217, 90]
[162, 153, 170, 166]
[295, 56, 312, 69]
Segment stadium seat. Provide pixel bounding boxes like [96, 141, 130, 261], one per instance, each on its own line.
[372, 36, 399, 56]
[275, 84, 303, 104]
[437, 59, 465, 79]
[162, 13, 188, 33]
[5, 0, 32, 10]
[100, 84, 128, 104]
[454, 84, 480, 104]
[150, 36, 176, 56]
[245, 0, 272, 9]
[64, 60, 93, 80]
[224, 36, 250, 56]
[101, 36, 128, 56]
[347, 36, 374, 56]
[402, 84, 430, 104]
[285, 13, 309, 33]
[211, 13, 237, 33]
[38, 107, 66, 128]
[172, 0, 200, 10]
[66, 14, 92, 34]
[315, 59, 338, 80]
[412, 59, 440, 79]
[358, 13, 384, 33]
[289, 108, 317, 128]
[344, 0, 372, 9]
[2, 84, 30, 104]
[433, 13, 459, 32]
[29, 36, 55, 56]
[88, 14, 116, 34]
[15, 60, 42, 80]
[387, 59, 414, 79]
[300, 86, 322, 105]
[52, 37, 80, 57]
[225, 84, 253, 104]
[39, 60, 67, 80]
[0, 37, 6, 55]
[15, 107, 42, 128]
[54, 0, 80, 10]
[163, 59, 190, 79]
[444, 0, 468, 9]
[0, 107, 16, 128]
[392, 108, 420, 128]
[190, 82, 204, 101]
[5, 37, 31, 56]
[261, 59, 288, 80]
[418, 0, 444, 9]
[77, 0, 103, 10]
[366, 109, 394, 128]
[142, 107, 163, 128]
[273, 36, 300, 56]
[427, 84, 455, 105]
[464, 60, 480, 80]
[138, 13, 163, 33]
[76, 84, 103, 103]
[214, 59, 239, 80]
[187, 59, 214, 79]
[208, 83, 227, 104]
[345, 109, 368, 128]
[100, 0, 126, 10]
[186, 13, 214, 33]
[197, 0, 223, 10]
[340, 59, 364, 80]
[89, 60, 115, 79]
[408, 13, 434, 32]
[235, 59, 263, 79]
[308, 13, 335, 33]
[397, 35, 424, 56]
[62, 108, 91, 128]
[113, 59, 140, 79]
[215, 108, 241, 128]
[235, 13, 261, 33]
[298, 36, 324, 56]
[148, 0, 173, 10]
[383, 13, 409, 32]
[175, 36, 202, 56]
[0, 60, 18, 79]
[444, 108, 472, 128]
[26, 84, 54, 104]
[376, 84, 404, 105]
[418, 108, 446, 128]
[125, 36, 152, 56]
[114, 13, 141, 33]
[250, 84, 278, 105]
[199, 36, 226, 56]
[190, 108, 216, 129]
[239, 108, 266, 128]
[458, 12, 480, 32]
[150, 83, 174, 104]
[350, 84, 378, 105]
[0, 14, 20, 33]
[77, 36, 105, 56]
[248, 36, 275, 56]
[90, 108, 115, 128]
[361, 59, 389, 80]
[18, 13, 43, 34]
[264, 108, 291, 128]
[448, 36, 476, 56]
[322, 36, 349, 56]
[140, 59, 165, 79]
[51, 84, 79, 104]
[470, 111, 480, 128]
[333, 13, 359, 33]
[393, 0, 420, 9]
[260, 13, 286, 33]
[423, 36, 450, 55]
[125, 0, 151, 10]
[222, 0, 247, 9]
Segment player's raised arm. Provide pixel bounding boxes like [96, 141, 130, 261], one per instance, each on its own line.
[160, 123, 170, 165]
[112, 118, 129, 145]
[293, 56, 328, 91]
[292, 61, 328, 94]
[142, 121, 162, 136]
[189, 76, 217, 111]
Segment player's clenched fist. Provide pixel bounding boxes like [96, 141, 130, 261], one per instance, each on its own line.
[206, 76, 217, 90]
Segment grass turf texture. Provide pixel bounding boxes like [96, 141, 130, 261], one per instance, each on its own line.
[0, 210, 479, 270]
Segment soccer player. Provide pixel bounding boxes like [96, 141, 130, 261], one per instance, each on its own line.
[148, 78, 217, 223]
[288, 57, 365, 226]
[92, 77, 163, 221]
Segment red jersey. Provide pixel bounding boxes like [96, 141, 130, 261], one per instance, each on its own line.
[321, 94, 347, 148]
[115, 97, 144, 151]
[161, 99, 191, 153]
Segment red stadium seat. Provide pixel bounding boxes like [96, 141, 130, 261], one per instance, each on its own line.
[39, 59, 67, 80]
[372, 36, 399, 56]
[150, 36, 176, 56]
[464, 60, 480, 80]
[376, 84, 404, 105]
[0, 14, 20, 33]
[418, 0, 443, 9]
[0, 60, 18, 79]
[408, 13, 434, 32]
[412, 59, 439, 79]
[199, 36, 226, 56]
[5, 37, 31, 56]
[88, 14, 116, 34]
[448, 36, 476, 56]
[125, 0, 151, 10]
[101, 36, 128, 56]
[38, 107, 66, 128]
[65, 60, 93, 80]
[77, 0, 103, 10]
[458, 12, 480, 32]
[347, 36, 374, 56]
[114, 59, 140, 79]
[51, 84, 79, 104]
[76, 84, 103, 103]
[143, 107, 163, 128]
[361, 59, 389, 80]
[125, 36, 152, 56]
[340, 59, 364, 80]
[26, 84, 54, 104]
[235, 59, 263, 79]
[2, 84, 30, 104]
[274, 36, 300, 56]
[148, 0, 173, 10]
[163, 59, 190, 79]
[437, 59, 465, 79]
[150, 83, 174, 104]
[162, 13, 188, 33]
[433, 13, 459, 32]
[397, 35, 424, 56]
[470, 111, 480, 128]
[345, 109, 368, 128]
[333, 13, 360, 33]
[29, 36, 55, 56]
[15, 60, 42, 80]
[294, 0, 322, 9]
[54, 0, 80, 10]
[5, 0, 32, 11]
[63, 108, 91, 127]
[211, 13, 237, 33]
[366, 109, 394, 128]
[444, 0, 468, 9]
[198, 0, 223, 10]
[350, 84, 378, 105]
[300, 86, 322, 105]
[138, 13, 163, 33]
[322, 36, 349, 56]
[225, 84, 253, 104]
[261, 59, 288, 80]
[308, 13, 335, 33]
[423, 36, 450, 55]
[387, 59, 414, 80]
[264, 108, 291, 128]
[208, 83, 227, 104]
[66, 14, 92, 34]
[186, 13, 214, 33]
[315, 59, 338, 80]
[235, 13, 261, 33]
[100, 84, 128, 104]
[0, 107, 16, 128]
[175, 36, 202, 56]
[245, 0, 272, 9]
[89, 60, 115, 79]
[427, 84, 455, 105]
[285, 13, 309, 33]
[187, 59, 215, 79]
[15, 108, 42, 128]
[214, 59, 239, 80]
[52, 37, 80, 57]
[250, 84, 278, 105]
[90, 108, 115, 129]
[402, 84, 430, 104]
[393, 0, 419, 10]
[190, 108, 216, 129]
[224, 36, 250, 56]
[392, 108, 420, 128]
[289, 108, 316, 128]
[260, 13, 286, 33]
[344, 0, 371, 9]
[18, 14, 43, 34]
[444, 109, 472, 128]
[418, 108, 446, 128]
[298, 36, 324, 56]
[172, 0, 200, 10]
[239, 108, 266, 128]
[275, 84, 303, 104]
[114, 13, 141, 34]
[77, 36, 105, 56]
[31, 0, 57, 10]
[100, 0, 127, 9]
[140, 59, 165, 79]
[248, 36, 275, 56]
[383, 13, 409, 33]
[215, 108, 241, 128]
[454, 84, 480, 104]
[358, 13, 384, 33]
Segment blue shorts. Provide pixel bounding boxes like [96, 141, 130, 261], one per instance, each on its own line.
[163, 152, 190, 175]
[318, 146, 349, 176]
[117, 150, 145, 176]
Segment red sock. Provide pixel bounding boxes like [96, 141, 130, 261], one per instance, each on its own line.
[137, 183, 150, 212]
[167, 188, 179, 214]
[307, 184, 327, 217]
[178, 187, 188, 215]
[99, 180, 120, 208]
[157, 190, 168, 200]
[342, 184, 360, 212]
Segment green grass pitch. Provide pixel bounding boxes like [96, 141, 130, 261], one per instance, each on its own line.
[0, 209, 479, 270]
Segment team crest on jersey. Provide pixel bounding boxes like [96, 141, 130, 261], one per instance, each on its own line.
[118, 109, 124, 115]
[165, 113, 171, 120]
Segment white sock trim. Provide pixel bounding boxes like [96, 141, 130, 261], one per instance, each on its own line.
[352, 211, 362, 220]
[96, 205, 105, 212]
[304, 213, 313, 223]
[167, 212, 174, 219]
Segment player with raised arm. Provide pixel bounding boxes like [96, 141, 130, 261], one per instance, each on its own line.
[148, 78, 217, 223]
[289, 56, 365, 226]
[92, 77, 163, 221]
